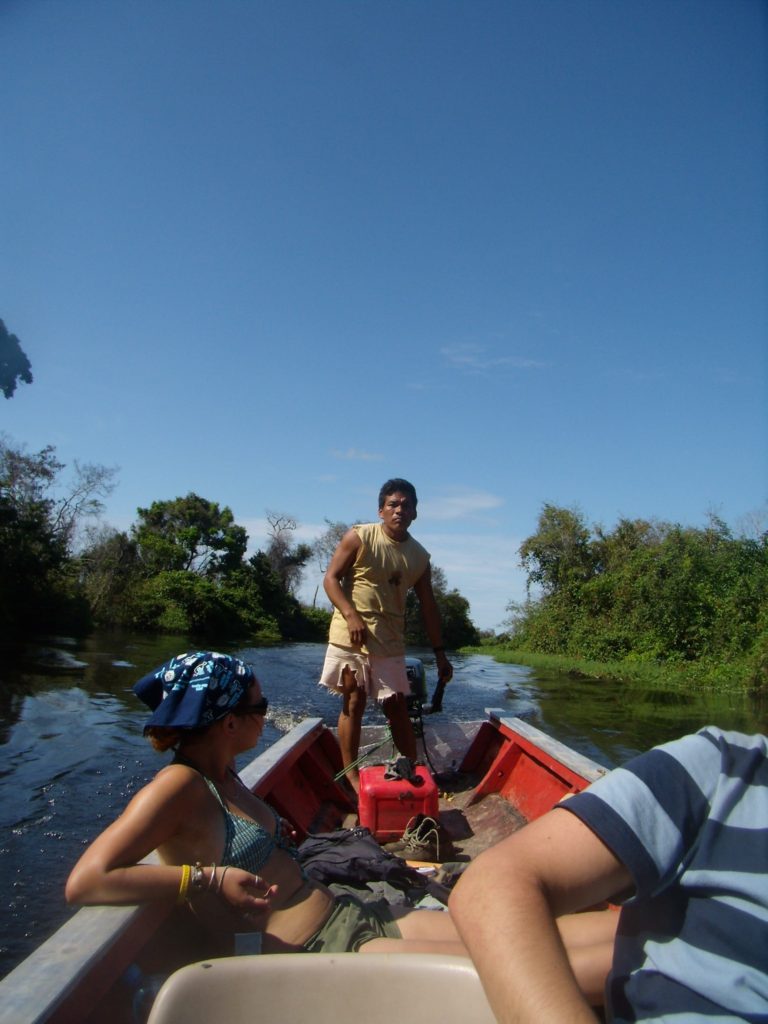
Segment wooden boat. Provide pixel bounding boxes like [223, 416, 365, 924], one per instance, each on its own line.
[0, 707, 607, 1024]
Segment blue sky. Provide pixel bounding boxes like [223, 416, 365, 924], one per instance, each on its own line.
[2, 0, 766, 630]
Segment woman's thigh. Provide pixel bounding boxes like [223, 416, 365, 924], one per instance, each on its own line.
[557, 909, 618, 948]
[389, 906, 463, 944]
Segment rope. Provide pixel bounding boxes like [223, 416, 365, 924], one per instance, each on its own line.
[333, 727, 394, 782]
[332, 704, 446, 784]
[411, 702, 441, 778]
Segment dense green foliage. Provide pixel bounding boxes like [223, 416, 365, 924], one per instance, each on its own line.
[506, 504, 768, 690]
[83, 506, 327, 642]
[1, 436, 479, 651]
[0, 439, 114, 636]
[132, 494, 248, 576]
[0, 319, 33, 399]
[0, 437, 329, 645]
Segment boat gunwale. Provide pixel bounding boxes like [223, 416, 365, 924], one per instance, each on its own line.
[486, 709, 607, 783]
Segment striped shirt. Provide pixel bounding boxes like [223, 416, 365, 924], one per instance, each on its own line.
[563, 727, 768, 1023]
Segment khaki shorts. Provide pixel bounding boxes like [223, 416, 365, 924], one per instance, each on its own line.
[303, 894, 402, 953]
[319, 645, 410, 702]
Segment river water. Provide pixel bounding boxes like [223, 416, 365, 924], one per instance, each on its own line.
[1, 630, 764, 980]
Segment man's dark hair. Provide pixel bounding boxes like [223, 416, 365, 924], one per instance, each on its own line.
[378, 478, 418, 510]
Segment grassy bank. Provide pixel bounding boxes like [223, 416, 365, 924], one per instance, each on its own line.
[462, 645, 764, 693]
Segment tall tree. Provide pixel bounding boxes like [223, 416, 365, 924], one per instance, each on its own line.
[0, 319, 33, 398]
[78, 525, 139, 621]
[264, 511, 312, 596]
[0, 436, 116, 547]
[0, 437, 116, 637]
[519, 503, 596, 595]
[132, 493, 247, 577]
[311, 518, 351, 576]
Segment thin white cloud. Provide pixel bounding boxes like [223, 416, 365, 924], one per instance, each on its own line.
[330, 448, 384, 461]
[441, 343, 549, 374]
[421, 530, 527, 631]
[602, 367, 666, 383]
[419, 489, 504, 522]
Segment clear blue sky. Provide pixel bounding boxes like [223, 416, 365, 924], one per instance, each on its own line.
[2, 0, 766, 630]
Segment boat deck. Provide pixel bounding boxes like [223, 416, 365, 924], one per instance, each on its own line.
[354, 719, 529, 862]
[438, 787, 527, 859]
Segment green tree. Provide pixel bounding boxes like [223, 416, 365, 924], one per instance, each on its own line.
[78, 525, 139, 624]
[133, 494, 247, 577]
[0, 437, 116, 638]
[264, 511, 312, 596]
[508, 503, 768, 687]
[519, 504, 596, 595]
[405, 565, 480, 648]
[0, 319, 33, 399]
[311, 518, 351, 575]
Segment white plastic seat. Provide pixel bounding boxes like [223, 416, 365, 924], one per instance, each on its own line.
[147, 952, 497, 1024]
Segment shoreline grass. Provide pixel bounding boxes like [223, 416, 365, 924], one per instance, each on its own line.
[459, 645, 761, 693]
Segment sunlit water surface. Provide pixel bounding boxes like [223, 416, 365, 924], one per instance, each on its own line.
[0, 631, 763, 979]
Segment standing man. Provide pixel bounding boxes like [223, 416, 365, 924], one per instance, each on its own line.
[320, 478, 453, 792]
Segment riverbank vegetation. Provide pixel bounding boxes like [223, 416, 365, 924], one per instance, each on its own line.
[3, 431, 763, 684]
[0, 436, 478, 649]
[482, 504, 768, 692]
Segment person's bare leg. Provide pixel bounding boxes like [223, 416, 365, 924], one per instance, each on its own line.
[556, 910, 617, 1006]
[563, 942, 615, 1006]
[361, 905, 467, 956]
[556, 909, 618, 950]
[361, 908, 615, 1004]
[337, 667, 366, 793]
[382, 693, 417, 760]
[360, 937, 468, 956]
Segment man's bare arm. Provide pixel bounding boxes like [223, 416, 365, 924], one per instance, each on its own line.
[449, 806, 631, 1024]
[413, 566, 453, 683]
[323, 528, 366, 646]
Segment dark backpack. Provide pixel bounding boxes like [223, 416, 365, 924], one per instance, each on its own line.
[297, 826, 427, 890]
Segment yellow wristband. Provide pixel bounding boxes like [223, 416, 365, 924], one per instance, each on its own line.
[177, 864, 191, 904]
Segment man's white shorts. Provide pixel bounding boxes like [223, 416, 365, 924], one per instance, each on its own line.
[319, 645, 410, 702]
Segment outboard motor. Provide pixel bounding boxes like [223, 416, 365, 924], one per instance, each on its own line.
[405, 657, 427, 733]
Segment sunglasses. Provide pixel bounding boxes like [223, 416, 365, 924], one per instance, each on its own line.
[235, 696, 269, 717]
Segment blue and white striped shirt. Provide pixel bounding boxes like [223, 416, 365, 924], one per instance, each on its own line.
[564, 727, 768, 1023]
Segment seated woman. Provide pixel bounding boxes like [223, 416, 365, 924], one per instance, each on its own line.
[65, 650, 467, 955]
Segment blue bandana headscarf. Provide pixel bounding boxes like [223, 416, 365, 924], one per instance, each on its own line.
[134, 651, 255, 732]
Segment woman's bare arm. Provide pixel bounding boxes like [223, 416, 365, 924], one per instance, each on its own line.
[65, 767, 274, 915]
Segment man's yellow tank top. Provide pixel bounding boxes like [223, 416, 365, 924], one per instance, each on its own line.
[328, 522, 430, 657]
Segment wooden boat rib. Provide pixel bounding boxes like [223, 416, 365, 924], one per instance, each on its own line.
[0, 710, 607, 1024]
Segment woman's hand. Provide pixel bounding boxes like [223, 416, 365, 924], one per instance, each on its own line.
[278, 817, 298, 844]
[218, 866, 277, 927]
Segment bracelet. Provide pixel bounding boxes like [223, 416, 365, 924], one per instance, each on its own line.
[216, 865, 231, 897]
[207, 863, 218, 891]
[177, 864, 191, 904]
[190, 862, 206, 893]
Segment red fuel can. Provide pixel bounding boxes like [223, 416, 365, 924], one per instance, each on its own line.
[358, 765, 439, 842]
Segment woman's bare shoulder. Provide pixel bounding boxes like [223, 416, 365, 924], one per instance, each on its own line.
[127, 761, 210, 816]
